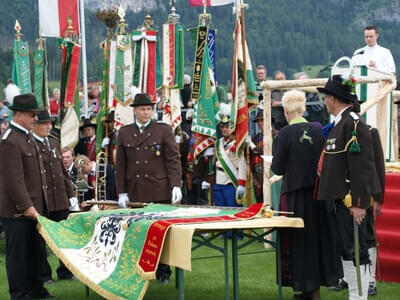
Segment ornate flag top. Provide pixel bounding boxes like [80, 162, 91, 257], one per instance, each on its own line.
[230, 14, 257, 154]
[190, 25, 220, 161]
[12, 20, 32, 95]
[33, 38, 49, 107]
[132, 14, 161, 103]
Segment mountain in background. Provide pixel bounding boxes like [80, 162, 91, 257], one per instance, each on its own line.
[1, 0, 400, 95]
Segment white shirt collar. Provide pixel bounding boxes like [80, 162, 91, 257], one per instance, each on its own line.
[334, 106, 352, 126]
[10, 120, 30, 135]
[136, 119, 152, 132]
[32, 133, 45, 143]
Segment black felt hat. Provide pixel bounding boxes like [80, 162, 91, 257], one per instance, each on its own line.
[129, 93, 154, 107]
[317, 75, 358, 103]
[36, 109, 52, 123]
[103, 110, 115, 123]
[9, 94, 42, 112]
[80, 118, 97, 130]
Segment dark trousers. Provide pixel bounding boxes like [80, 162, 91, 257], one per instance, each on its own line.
[1, 217, 49, 300]
[334, 199, 370, 265]
[40, 210, 73, 281]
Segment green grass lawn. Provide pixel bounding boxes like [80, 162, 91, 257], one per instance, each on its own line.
[0, 234, 399, 299]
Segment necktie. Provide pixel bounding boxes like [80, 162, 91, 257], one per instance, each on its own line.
[44, 138, 51, 150]
[140, 125, 145, 133]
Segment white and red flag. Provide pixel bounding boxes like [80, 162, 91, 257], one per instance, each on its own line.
[38, 0, 79, 37]
[189, 0, 234, 6]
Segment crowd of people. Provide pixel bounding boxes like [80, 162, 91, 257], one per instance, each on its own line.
[0, 24, 396, 300]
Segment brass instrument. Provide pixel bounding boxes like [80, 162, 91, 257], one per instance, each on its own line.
[95, 151, 108, 201]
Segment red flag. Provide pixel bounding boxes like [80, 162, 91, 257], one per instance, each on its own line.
[39, 0, 79, 37]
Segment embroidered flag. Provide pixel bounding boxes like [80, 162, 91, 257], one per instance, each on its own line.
[230, 18, 256, 153]
[132, 29, 159, 102]
[162, 23, 185, 89]
[191, 32, 220, 160]
[189, 0, 234, 6]
[12, 22, 32, 94]
[58, 39, 81, 149]
[36, 203, 262, 299]
[114, 33, 133, 104]
[33, 46, 49, 107]
[38, 0, 79, 38]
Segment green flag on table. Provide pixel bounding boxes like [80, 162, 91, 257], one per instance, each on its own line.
[36, 203, 243, 300]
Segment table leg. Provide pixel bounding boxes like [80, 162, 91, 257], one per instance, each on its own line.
[232, 230, 239, 300]
[176, 267, 184, 300]
[276, 230, 282, 300]
[224, 234, 230, 300]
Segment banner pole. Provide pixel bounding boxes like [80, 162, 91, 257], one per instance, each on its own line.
[79, 0, 89, 118]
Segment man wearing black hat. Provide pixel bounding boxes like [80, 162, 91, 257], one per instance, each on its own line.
[116, 93, 182, 284]
[316, 75, 374, 299]
[0, 94, 54, 299]
[74, 118, 97, 161]
[33, 109, 78, 282]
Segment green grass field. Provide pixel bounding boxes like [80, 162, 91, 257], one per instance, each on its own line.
[0, 234, 399, 299]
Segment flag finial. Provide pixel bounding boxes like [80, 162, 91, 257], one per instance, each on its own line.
[64, 17, 78, 41]
[144, 13, 154, 30]
[14, 20, 22, 41]
[168, 0, 180, 24]
[117, 5, 128, 35]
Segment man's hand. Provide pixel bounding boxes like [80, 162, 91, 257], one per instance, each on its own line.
[201, 181, 210, 190]
[373, 201, 382, 217]
[349, 207, 366, 225]
[101, 137, 110, 148]
[69, 197, 80, 211]
[118, 193, 129, 208]
[245, 136, 257, 150]
[236, 185, 246, 199]
[369, 60, 377, 68]
[171, 187, 182, 204]
[23, 206, 38, 219]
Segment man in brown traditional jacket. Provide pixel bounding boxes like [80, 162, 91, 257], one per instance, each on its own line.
[116, 93, 182, 284]
[116, 93, 182, 205]
[33, 109, 78, 282]
[0, 94, 53, 299]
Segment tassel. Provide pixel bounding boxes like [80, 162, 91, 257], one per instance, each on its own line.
[349, 143, 361, 153]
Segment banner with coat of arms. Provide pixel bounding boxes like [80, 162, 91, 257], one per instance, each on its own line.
[37, 203, 263, 299]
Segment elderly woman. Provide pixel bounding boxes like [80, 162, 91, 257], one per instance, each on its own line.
[271, 90, 338, 300]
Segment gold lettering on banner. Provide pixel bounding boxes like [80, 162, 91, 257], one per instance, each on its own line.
[147, 240, 158, 249]
[145, 249, 157, 257]
[192, 26, 208, 101]
[153, 223, 167, 230]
